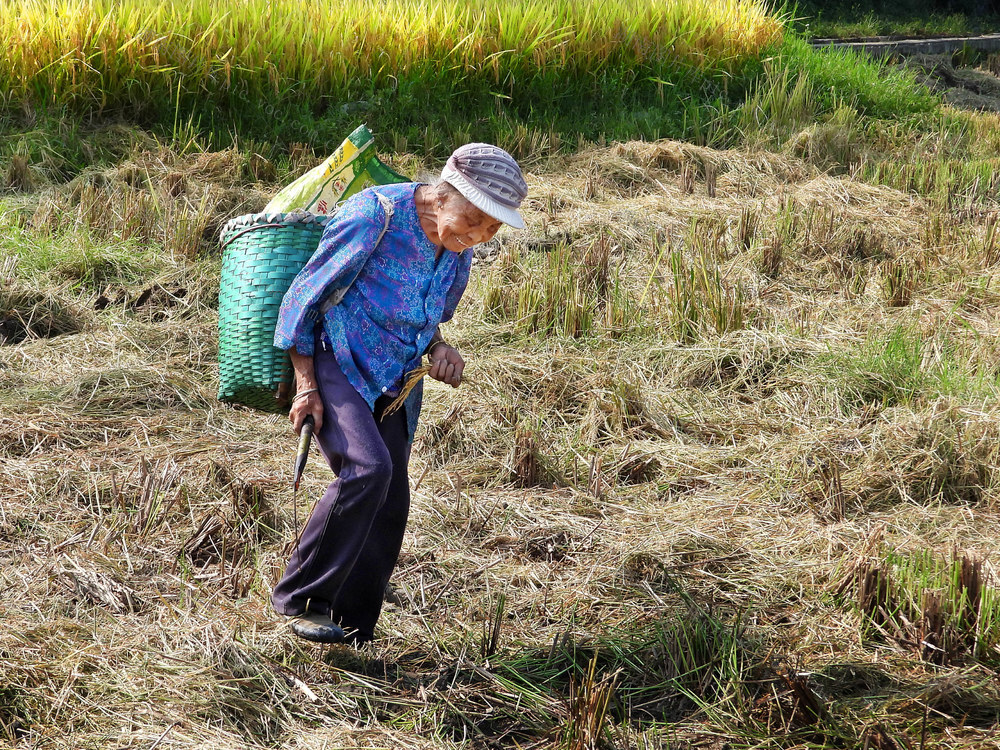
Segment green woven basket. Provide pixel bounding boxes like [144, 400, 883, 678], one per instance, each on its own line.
[217, 211, 332, 412]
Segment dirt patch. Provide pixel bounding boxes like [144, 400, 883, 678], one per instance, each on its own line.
[0, 284, 84, 344]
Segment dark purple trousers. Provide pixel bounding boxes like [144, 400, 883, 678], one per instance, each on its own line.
[271, 337, 411, 643]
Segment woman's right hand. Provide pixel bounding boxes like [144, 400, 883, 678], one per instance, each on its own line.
[290, 392, 323, 435]
[288, 346, 323, 434]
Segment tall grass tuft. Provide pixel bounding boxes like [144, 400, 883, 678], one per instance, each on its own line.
[665, 222, 749, 343]
[559, 653, 618, 750]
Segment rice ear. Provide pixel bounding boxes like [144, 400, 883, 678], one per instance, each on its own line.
[382, 365, 433, 418]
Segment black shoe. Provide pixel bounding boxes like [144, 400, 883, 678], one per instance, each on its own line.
[290, 612, 346, 643]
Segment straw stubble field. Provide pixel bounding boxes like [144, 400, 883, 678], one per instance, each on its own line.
[3, 131, 1000, 749]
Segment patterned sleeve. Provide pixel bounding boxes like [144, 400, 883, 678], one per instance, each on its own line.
[273, 191, 385, 355]
[440, 249, 473, 323]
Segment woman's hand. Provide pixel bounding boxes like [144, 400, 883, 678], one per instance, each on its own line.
[428, 344, 464, 387]
[288, 346, 323, 434]
[289, 392, 323, 435]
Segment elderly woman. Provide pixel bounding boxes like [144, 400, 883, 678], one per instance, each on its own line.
[270, 143, 528, 644]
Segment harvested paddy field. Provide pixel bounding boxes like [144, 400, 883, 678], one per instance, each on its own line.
[2, 126, 1000, 749]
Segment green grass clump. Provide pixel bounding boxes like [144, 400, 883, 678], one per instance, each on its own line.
[0, 224, 164, 292]
[664, 221, 749, 344]
[839, 548, 1000, 667]
[768, 37, 937, 122]
[496, 610, 756, 727]
[827, 327, 974, 412]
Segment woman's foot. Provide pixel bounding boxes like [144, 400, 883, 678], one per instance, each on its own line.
[290, 612, 346, 643]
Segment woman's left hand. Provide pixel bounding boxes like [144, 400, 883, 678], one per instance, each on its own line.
[429, 344, 464, 387]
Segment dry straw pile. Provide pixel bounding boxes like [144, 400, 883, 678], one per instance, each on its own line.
[3, 127, 1000, 747]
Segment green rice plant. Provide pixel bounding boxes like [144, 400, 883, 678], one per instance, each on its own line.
[881, 258, 917, 307]
[737, 62, 817, 144]
[756, 197, 797, 277]
[667, 251, 701, 345]
[857, 157, 1000, 207]
[722, 33, 935, 155]
[737, 204, 761, 253]
[481, 592, 507, 660]
[516, 247, 594, 338]
[837, 548, 1000, 667]
[482, 242, 637, 339]
[666, 222, 749, 343]
[970, 214, 1000, 268]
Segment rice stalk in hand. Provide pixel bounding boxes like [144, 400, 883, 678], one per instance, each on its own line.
[382, 365, 431, 418]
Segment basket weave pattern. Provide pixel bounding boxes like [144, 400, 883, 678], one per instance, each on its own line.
[217, 212, 330, 412]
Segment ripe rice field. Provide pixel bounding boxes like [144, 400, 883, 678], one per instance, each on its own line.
[1, 0, 785, 149]
[3, 0, 782, 100]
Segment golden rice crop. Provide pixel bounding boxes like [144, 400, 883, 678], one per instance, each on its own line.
[1, 0, 784, 112]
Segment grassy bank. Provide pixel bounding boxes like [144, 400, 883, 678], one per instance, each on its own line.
[787, 0, 1000, 39]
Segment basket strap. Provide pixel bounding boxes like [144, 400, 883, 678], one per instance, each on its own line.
[219, 221, 286, 250]
[314, 192, 395, 317]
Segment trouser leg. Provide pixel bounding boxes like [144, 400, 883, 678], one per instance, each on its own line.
[329, 399, 411, 641]
[270, 347, 393, 619]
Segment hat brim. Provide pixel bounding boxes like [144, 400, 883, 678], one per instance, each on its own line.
[440, 165, 525, 229]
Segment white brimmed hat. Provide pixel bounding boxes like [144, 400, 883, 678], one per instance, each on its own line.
[440, 143, 528, 229]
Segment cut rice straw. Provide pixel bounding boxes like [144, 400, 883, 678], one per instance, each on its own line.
[383, 364, 432, 418]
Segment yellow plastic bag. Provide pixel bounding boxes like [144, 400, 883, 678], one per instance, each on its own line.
[264, 124, 407, 214]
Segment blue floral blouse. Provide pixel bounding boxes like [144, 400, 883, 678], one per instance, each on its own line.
[273, 182, 472, 441]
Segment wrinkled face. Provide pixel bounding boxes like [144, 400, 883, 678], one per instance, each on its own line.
[435, 187, 503, 254]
